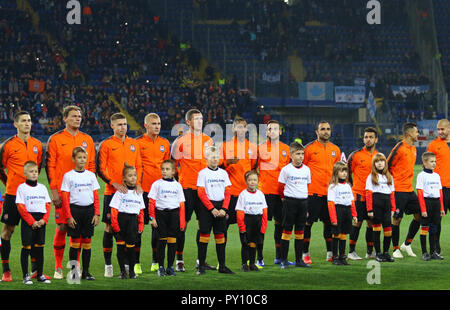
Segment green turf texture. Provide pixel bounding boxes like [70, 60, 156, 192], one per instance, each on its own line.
[0, 165, 448, 290]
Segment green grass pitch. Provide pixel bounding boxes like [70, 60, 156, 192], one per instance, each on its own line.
[1, 165, 449, 290]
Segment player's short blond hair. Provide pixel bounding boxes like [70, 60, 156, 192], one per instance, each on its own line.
[421, 151, 436, 163]
[23, 160, 38, 171]
[204, 145, 220, 159]
[144, 113, 160, 124]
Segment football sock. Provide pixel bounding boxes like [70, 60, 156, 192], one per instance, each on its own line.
[53, 227, 66, 270]
[303, 224, 312, 254]
[280, 229, 291, 261]
[392, 224, 400, 250]
[21, 246, 31, 278]
[383, 226, 392, 253]
[405, 219, 420, 245]
[81, 238, 92, 274]
[176, 230, 185, 261]
[151, 227, 158, 262]
[373, 224, 382, 254]
[157, 238, 167, 267]
[366, 226, 374, 254]
[339, 237, 346, 258]
[103, 231, 114, 265]
[135, 233, 141, 264]
[248, 243, 257, 265]
[257, 233, 264, 261]
[274, 222, 282, 259]
[239, 233, 248, 264]
[1, 238, 11, 272]
[198, 233, 210, 266]
[349, 225, 360, 252]
[420, 226, 429, 254]
[215, 233, 226, 267]
[323, 224, 332, 252]
[167, 237, 176, 268]
[294, 230, 304, 262]
[126, 244, 136, 275]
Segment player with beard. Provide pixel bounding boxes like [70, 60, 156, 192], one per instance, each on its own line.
[302, 121, 341, 264]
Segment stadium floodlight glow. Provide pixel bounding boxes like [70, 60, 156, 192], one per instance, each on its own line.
[116, 41, 120, 45]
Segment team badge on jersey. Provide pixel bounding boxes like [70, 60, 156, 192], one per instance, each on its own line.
[82, 141, 88, 149]
[130, 144, 136, 152]
[160, 145, 165, 153]
[282, 150, 287, 157]
[33, 145, 38, 154]
[331, 151, 336, 158]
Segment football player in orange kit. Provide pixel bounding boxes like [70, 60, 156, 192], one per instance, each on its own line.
[425, 118, 450, 255]
[388, 122, 421, 259]
[302, 121, 341, 264]
[346, 127, 379, 260]
[97, 112, 143, 277]
[257, 120, 290, 266]
[0, 111, 43, 282]
[45, 105, 96, 279]
[221, 118, 258, 236]
[171, 109, 213, 272]
[136, 113, 170, 273]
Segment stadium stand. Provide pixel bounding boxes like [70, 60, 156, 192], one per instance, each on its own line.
[0, 0, 446, 158]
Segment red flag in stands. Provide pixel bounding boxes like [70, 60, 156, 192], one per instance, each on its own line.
[28, 80, 45, 93]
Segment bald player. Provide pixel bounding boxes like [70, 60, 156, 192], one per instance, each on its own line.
[388, 122, 421, 259]
[136, 113, 170, 272]
[426, 118, 450, 255]
[0, 111, 43, 282]
[302, 121, 341, 264]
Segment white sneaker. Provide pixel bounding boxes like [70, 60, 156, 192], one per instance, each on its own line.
[393, 249, 404, 258]
[23, 274, 33, 285]
[326, 251, 333, 262]
[365, 252, 376, 259]
[104, 264, 113, 278]
[176, 260, 185, 272]
[125, 264, 129, 276]
[53, 267, 64, 280]
[348, 251, 363, 260]
[400, 242, 417, 257]
[37, 275, 51, 284]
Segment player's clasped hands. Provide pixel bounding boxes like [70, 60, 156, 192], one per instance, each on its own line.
[211, 208, 226, 218]
[32, 219, 46, 230]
